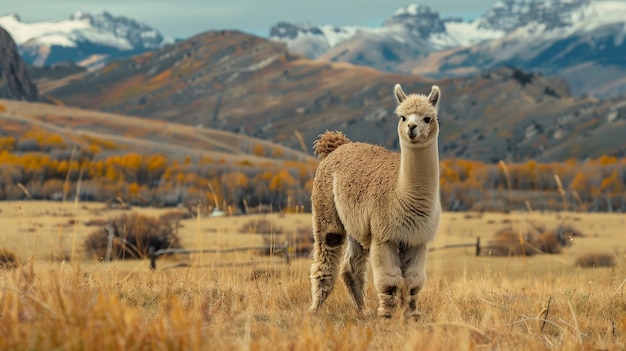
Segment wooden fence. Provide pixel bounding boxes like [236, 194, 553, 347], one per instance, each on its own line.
[429, 237, 482, 256]
[148, 244, 292, 270]
[148, 237, 486, 270]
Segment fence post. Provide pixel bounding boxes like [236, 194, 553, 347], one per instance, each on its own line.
[284, 241, 291, 265]
[105, 225, 114, 263]
[475, 237, 481, 257]
[149, 247, 157, 270]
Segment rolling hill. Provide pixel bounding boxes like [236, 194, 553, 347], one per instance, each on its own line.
[39, 30, 626, 163]
[0, 98, 315, 166]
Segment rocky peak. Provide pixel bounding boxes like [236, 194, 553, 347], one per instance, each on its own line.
[270, 22, 324, 40]
[384, 4, 446, 38]
[478, 0, 589, 32]
[4, 13, 21, 22]
[0, 26, 38, 101]
[72, 11, 166, 49]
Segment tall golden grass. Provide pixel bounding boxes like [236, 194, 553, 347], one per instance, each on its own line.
[0, 201, 625, 350]
[1, 258, 624, 350]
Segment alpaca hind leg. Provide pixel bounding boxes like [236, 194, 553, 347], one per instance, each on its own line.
[370, 240, 403, 318]
[309, 214, 346, 311]
[340, 237, 369, 311]
[400, 244, 428, 320]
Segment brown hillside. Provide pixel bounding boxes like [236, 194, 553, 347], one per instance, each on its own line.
[42, 30, 626, 163]
[0, 99, 314, 165]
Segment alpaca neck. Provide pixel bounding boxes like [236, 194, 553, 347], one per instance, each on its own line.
[397, 140, 440, 203]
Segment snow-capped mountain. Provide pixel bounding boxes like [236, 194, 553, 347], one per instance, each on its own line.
[270, 4, 503, 60]
[0, 12, 173, 68]
[419, 0, 626, 97]
[271, 0, 626, 98]
[476, 0, 626, 32]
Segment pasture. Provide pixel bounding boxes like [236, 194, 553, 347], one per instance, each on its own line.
[0, 201, 625, 350]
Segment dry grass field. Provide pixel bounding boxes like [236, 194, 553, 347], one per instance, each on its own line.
[1, 200, 625, 350]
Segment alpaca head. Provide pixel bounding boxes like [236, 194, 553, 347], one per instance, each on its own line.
[393, 84, 440, 148]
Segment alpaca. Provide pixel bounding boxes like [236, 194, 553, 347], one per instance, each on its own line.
[309, 84, 442, 319]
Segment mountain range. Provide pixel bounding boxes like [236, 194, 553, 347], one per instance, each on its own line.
[36, 29, 626, 163]
[270, 0, 626, 98]
[3, 1, 625, 97]
[0, 11, 173, 69]
[2, 4, 626, 164]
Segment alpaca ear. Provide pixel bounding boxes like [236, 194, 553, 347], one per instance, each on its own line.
[428, 85, 441, 109]
[394, 84, 407, 103]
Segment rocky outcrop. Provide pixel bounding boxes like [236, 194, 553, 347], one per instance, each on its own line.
[0, 26, 38, 101]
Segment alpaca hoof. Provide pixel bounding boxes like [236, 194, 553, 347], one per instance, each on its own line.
[357, 307, 375, 318]
[309, 303, 321, 314]
[404, 310, 422, 322]
[377, 309, 393, 319]
[359, 308, 376, 318]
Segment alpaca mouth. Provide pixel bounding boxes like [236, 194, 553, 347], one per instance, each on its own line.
[408, 132, 426, 144]
[408, 131, 421, 142]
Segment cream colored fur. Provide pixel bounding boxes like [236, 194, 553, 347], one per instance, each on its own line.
[309, 84, 442, 319]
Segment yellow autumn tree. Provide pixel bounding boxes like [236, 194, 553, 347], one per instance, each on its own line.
[600, 170, 623, 195]
[269, 170, 297, 193]
[128, 182, 140, 197]
[252, 144, 265, 157]
[570, 172, 588, 190]
[0, 137, 15, 152]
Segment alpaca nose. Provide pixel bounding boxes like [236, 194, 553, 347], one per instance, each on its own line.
[408, 123, 417, 131]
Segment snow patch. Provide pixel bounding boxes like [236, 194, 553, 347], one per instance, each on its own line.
[242, 54, 279, 71]
[432, 20, 505, 47]
[0, 11, 168, 50]
[316, 25, 361, 47]
[393, 4, 427, 16]
[571, 0, 626, 31]
[0, 14, 91, 45]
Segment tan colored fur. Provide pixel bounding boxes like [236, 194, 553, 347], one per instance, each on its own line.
[313, 130, 351, 160]
[309, 84, 442, 319]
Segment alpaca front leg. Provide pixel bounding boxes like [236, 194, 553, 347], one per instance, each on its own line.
[400, 244, 428, 320]
[370, 240, 403, 318]
[340, 236, 369, 311]
[310, 228, 346, 311]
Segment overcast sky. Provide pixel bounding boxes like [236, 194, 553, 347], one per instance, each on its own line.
[4, 0, 496, 39]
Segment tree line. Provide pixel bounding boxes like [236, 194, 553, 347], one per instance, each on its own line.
[0, 129, 625, 213]
[0, 131, 314, 213]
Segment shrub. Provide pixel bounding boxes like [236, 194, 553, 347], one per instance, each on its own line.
[557, 224, 584, 238]
[84, 213, 182, 260]
[575, 253, 616, 268]
[0, 248, 20, 269]
[528, 231, 564, 254]
[484, 228, 537, 257]
[481, 218, 586, 258]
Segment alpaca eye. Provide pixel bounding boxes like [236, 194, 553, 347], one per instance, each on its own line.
[400, 116, 406, 121]
[423, 117, 431, 123]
